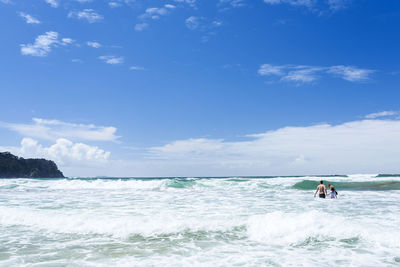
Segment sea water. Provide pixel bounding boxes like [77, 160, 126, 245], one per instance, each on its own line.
[0, 175, 399, 266]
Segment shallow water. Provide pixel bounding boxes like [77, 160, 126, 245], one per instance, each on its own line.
[0, 175, 399, 266]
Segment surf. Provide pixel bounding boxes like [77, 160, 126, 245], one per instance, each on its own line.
[293, 179, 400, 191]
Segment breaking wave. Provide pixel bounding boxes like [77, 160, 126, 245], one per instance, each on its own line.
[293, 179, 400, 191]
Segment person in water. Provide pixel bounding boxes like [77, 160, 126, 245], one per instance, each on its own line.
[330, 186, 338, 199]
[327, 183, 338, 198]
[314, 180, 327, 198]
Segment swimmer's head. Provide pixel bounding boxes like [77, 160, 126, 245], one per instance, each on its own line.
[320, 180, 323, 184]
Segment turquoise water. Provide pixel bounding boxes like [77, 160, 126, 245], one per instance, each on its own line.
[0, 174, 399, 266]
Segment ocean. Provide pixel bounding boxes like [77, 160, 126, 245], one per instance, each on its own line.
[0, 175, 399, 266]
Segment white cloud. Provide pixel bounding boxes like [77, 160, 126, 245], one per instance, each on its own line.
[71, 58, 83, 63]
[87, 41, 101, 48]
[173, 0, 196, 7]
[4, 117, 400, 177]
[263, 0, 349, 12]
[109, 1, 121, 8]
[20, 138, 110, 163]
[219, 0, 246, 8]
[21, 31, 58, 57]
[138, 4, 178, 21]
[365, 111, 398, 119]
[327, 0, 349, 10]
[185, 16, 222, 33]
[263, 0, 314, 8]
[282, 67, 321, 83]
[134, 22, 148, 31]
[185, 16, 200, 30]
[165, 4, 176, 9]
[136, 3, 181, 30]
[0, 118, 120, 142]
[263, 0, 281, 3]
[61, 38, 74, 45]
[328, 65, 375, 82]
[258, 64, 285, 76]
[0, 138, 111, 174]
[145, 118, 400, 176]
[212, 20, 223, 27]
[130, 65, 146, 71]
[99, 55, 124, 65]
[19, 12, 41, 24]
[108, 0, 136, 8]
[68, 9, 103, 23]
[151, 138, 224, 156]
[140, 7, 169, 20]
[258, 63, 374, 84]
[45, 0, 58, 8]
[20, 31, 73, 57]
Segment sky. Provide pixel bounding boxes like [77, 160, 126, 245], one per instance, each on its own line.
[1, 0, 400, 177]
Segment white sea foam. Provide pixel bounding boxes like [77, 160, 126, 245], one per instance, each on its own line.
[0, 177, 399, 266]
[247, 210, 399, 247]
[0, 206, 243, 238]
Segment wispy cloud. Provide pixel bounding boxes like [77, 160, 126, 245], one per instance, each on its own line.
[44, 0, 58, 8]
[185, 16, 201, 30]
[184, 16, 223, 42]
[257, 64, 285, 76]
[108, 1, 121, 8]
[258, 64, 375, 84]
[1, 0, 12, 4]
[0, 118, 120, 142]
[327, 65, 375, 82]
[134, 22, 148, 31]
[326, 0, 349, 10]
[99, 55, 124, 64]
[71, 58, 83, 63]
[68, 9, 103, 23]
[107, 0, 136, 8]
[19, 12, 40, 24]
[130, 65, 146, 71]
[281, 67, 322, 83]
[20, 31, 73, 57]
[139, 5, 176, 20]
[263, 0, 349, 12]
[87, 41, 101, 48]
[365, 111, 398, 119]
[264, 0, 313, 8]
[135, 4, 177, 31]
[173, 0, 196, 8]
[219, 0, 246, 8]
[61, 38, 74, 45]
[165, 4, 176, 9]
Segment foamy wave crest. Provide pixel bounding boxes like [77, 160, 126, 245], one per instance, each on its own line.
[0, 207, 243, 238]
[46, 179, 168, 190]
[247, 211, 400, 248]
[293, 180, 400, 191]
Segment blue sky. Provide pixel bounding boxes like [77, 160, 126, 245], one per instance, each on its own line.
[1, 0, 400, 177]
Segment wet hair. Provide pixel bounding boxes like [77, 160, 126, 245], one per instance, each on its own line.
[320, 180, 323, 184]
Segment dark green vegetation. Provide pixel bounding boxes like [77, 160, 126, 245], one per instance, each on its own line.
[0, 152, 64, 178]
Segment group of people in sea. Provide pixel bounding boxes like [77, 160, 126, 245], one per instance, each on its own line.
[314, 180, 338, 199]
